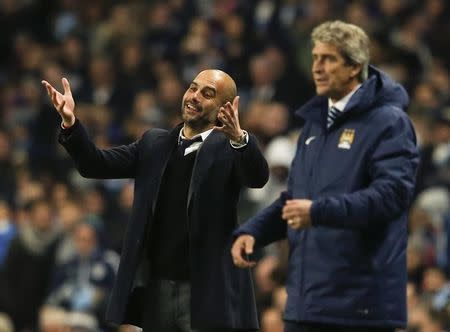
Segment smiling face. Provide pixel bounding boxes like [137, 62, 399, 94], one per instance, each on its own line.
[312, 42, 362, 102]
[181, 70, 236, 134]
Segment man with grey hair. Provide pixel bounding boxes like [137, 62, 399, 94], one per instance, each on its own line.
[232, 20, 419, 332]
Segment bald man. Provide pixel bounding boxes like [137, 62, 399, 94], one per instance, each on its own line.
[42, 70, 268, 332]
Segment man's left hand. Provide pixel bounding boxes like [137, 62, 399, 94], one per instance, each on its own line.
[214, 96, 245, 142]
[282, 199, 313, 230]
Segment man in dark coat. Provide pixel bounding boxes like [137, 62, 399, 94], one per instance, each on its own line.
[42, 69, 269, 332]
[232, 21, 420, 332]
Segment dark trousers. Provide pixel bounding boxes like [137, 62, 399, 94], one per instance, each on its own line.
[142, 280, 251, 332]
[284, 321, 397, 332]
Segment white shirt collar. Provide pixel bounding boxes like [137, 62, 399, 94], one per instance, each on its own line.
[328, 84, 362, 112]
[179, 127, 214, 142]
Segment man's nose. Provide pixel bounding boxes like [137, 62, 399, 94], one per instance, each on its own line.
[312, 60, 323, 73]
[191, 90, 200, 102]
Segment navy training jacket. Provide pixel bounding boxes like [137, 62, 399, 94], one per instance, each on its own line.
[236, 66, 420, 328]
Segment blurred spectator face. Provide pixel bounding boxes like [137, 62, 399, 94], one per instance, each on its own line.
[134, 91, 157, 115]
[148, 3, 171, 29]
[259, 103, 289, 138]
[409, 206, 433, 232]
[182, 18, 210, 56]
[345, 2, 371, 30]
[242, 101, 267, 133]
[110, 4, 135, 35]
[428, 62, 450, 97]
[62, 36, 84, 67]
[59, 201, 83, 232]
[379, 0, 407, 17]
[130, 91, 162, 132]
[432, 119, 450, 144]
[264, 46, 286, 80]
[423, 268, 446, 293]
[261, 308, 284, 332]
[312, 42, 361, 101]
[158, 76, 183, 109]
[51, 183, 70, 208]
[224, 15, 244, 39]
[21, 78, 41, 107]
[74, 223, 97, 258]
[17, 174, 45, 207]
[22, 41, 45, 72]
[250, 55, 276, 86]
[89, 56, 114, 87]
[41, 62, 64, 88]
[121, 42, 143, 71]
[412, 83, 440, 109]
[30, 201, 53, 232]
[310, 0, 332, 20]
[83, 190, 105, 216]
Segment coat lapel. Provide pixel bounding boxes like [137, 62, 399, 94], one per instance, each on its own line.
[147, 123, 182, 215]
[187, 129, 224, 208]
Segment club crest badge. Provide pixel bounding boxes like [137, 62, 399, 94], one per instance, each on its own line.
[338, 129, 355, 150]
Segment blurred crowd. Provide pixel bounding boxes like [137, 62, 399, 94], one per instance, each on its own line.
[0, 0, 449, 331]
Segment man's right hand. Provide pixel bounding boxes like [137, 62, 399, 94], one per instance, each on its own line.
[41, 78, 76, 128]
[231, 235, 256, 268]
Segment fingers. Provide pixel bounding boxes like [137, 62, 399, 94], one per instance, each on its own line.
[231, 236, 256, 268]
[282, 200, 303, 219]
[41, 80, 54, 97]
[57, 100, 66, 113]
[282, 204, 297, 220]
[243, 236, 254, 255]
[287, 217, 302, 230]
[42, 80, 62, 110]
[62, 77, 72, 96]
[51, 88, 60, 110]
[232, 95, 239, 111]
[220, 106, 235, 124]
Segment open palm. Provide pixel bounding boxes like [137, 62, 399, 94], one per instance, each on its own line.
[41, 78, 76, 126]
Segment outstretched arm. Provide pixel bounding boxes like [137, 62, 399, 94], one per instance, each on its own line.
[42, 78, 138, 179]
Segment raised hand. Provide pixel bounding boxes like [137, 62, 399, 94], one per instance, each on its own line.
[214, 96, 245, 142]
[41, 78, 76, 128]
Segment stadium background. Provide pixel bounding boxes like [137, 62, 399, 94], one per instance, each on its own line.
[0, 0, 449, 331]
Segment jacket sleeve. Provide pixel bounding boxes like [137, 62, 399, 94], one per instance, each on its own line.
[233, 133, 269, 188]
[58, 119, 139, 179]
[234, 191, 289, 247]
[311, 113, 420, 230]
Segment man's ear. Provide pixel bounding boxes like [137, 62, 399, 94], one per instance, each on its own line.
[350, 63, 362, 79]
